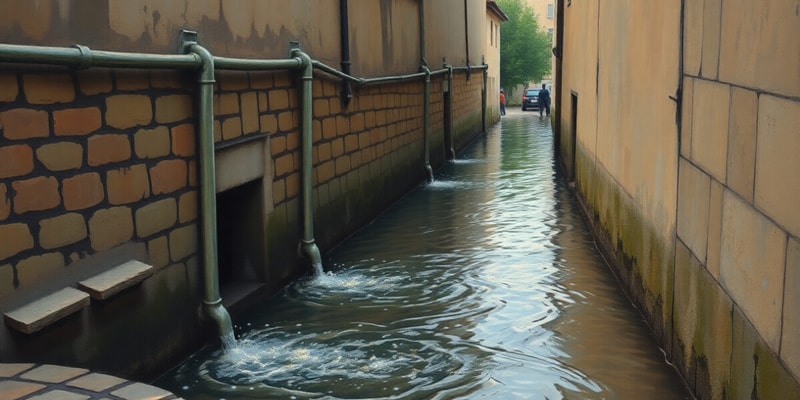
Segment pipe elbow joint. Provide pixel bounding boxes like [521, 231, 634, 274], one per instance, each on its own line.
[203, 299, 234, 338]
[188, 44, 215, 83]
[301, 239, 323, 266]
[290, 48, 313, 78]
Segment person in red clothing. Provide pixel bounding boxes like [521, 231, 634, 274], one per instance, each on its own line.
[499, 89, 506, 116]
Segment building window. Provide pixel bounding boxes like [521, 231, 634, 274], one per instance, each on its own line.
[490, 20, 494, 46]
[548, 28, 554, 36]
[547, 3, 554, 18]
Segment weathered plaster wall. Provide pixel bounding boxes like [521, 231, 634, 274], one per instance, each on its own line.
[485, 6, 503, 124]
[0, 0, 426, 75]
[558, 0, 800, 398]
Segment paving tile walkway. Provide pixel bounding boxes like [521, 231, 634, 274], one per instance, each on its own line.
[0, 363, 182, 400]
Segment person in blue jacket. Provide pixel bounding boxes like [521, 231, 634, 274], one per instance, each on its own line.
[537, 84, 550, 117]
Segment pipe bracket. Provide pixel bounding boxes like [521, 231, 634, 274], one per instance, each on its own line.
[178, 29, 199, 53]
[70, 45, 93, 70]
[202, 298, 223, 306]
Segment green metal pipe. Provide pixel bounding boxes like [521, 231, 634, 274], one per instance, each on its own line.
[362, 72, 427, 85]
[186, 43, 235, 347]
[482, 59, 488, 133]
[422, 66, 433, 182]
[291, 46, 324, 275]
[451, 64, 488, 72]
[313, 59, 450, 85]
[0, 43, 200, 69]
[214, 56, 302, 71]
[313, 60, 361, 83]
[428, 67, 451, 76]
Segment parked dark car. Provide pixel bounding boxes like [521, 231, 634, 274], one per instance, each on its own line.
[521, 88, 540, 111]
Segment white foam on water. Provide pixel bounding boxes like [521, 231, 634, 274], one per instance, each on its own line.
[451, 159, 485, 165]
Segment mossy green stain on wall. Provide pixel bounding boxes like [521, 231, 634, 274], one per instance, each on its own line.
[673, 239, 736, 398]
[263, 200, 304, 291]
[2, 262, 206, 381]
[572, 141, 675, 345]
[728, 305, 800, 400]
[313, 141, 425, 251]
[570, 138, 800, 399]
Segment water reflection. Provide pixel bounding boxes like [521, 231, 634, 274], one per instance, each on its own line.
[155, 112, 691, 399]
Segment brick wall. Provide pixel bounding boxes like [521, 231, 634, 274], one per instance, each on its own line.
[0, 63, 485, 378]
[451, 72, 486, 150]
[0, 68, 198, 300]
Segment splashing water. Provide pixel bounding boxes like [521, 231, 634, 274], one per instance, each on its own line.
[220, 332, 238, 351]
[311, 261, 324, 276]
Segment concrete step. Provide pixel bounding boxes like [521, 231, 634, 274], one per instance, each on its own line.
[78, 260, 153, 300]
[3, 288, 89, 334]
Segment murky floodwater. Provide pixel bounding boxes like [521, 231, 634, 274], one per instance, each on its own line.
[155, 111, 692, 399]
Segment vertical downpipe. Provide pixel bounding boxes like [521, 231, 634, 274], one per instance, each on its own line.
[444, 63, 455, 160]
[339, 0, 353, 105]
[464, 0, 471, 68]
[463, 0, 471, 79]
[419, 0, 427, 65]
[423, 66, 434, 181]
[553, 0, 565, 146]
[185, 38, 235, 349]
[419, 0, 433, 181]
[291, 45, 324, 275]
[482, 56, 488, 133]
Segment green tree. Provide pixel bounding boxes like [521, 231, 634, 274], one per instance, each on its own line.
[497, 0, 552, 90]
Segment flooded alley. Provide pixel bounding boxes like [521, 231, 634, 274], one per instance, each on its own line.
[155, 110, 692, 399]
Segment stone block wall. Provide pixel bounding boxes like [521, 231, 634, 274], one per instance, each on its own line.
[451, 72, 487, 151]
[674, 0, 800, 397]
[557, 0, 800, 398]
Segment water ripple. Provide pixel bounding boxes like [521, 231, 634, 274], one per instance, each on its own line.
[156, 113, 691, 400]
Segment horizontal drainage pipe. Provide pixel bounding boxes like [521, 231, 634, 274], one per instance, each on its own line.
[313, 59, 451, 85]
[214, 56, 303, 71]
[0, 43, 200, 70]
[312, 60, 361, 83]
[450, 64, 488, 72]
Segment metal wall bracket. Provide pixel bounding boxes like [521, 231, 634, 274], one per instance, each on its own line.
[179, 29, 199, 53]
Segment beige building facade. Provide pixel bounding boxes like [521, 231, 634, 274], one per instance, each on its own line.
[486, 1, 508, 120]
[554, 0, 800, 398]
[526, 0, 555, 47]
[0, 0, 498, 379]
